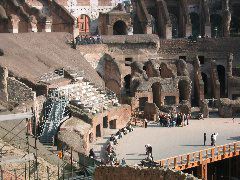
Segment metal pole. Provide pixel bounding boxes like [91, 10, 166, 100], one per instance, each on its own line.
[26, 119, 31, 180]
[33, 108, 39, 180]
[47, 166, 49, 180]
[71, 147, 73, 178]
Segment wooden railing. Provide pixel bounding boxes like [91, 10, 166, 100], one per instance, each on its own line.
[155, 141, 240, 171]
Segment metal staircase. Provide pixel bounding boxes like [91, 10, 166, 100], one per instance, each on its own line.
[40, 97, 69, 145]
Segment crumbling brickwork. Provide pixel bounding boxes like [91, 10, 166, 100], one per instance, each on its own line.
[94, 166, 199, 180]
[7, 77, 35, 103]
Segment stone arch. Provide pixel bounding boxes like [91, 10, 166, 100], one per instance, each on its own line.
[169, 13, 178, 38]
[113, 20, 127, 35]
[210, 14, 222, 37]
[201, 72, 208, 96]
[78, 14, 90, 34]
[189, 12, 200, 37]
[178, 79, 191, 102]
[230, 16, 240, 37]
[217, 65, 226, 97]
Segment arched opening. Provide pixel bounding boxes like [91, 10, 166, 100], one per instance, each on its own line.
[170, 13, 178, 38]
[230, 16, 240, 37]
[178, 80, 190, 102]
[217, 65, 226, 97]
[96, 124, 101, 137]
[151, 82, 161, 108]
[201, 73, 208, 97]
[189, 12, 200, 37]
[150, 15, 157, 34]
[78, 14, 90, 34]
[124, 74, 131, 94]
[113, 20, 127, 35]
[210, 14, 222, 37]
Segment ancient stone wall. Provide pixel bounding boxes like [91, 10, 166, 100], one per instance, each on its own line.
[94, 166, 199, 180]
[7, 77, 35, 103]
[91, 104, 131, 140]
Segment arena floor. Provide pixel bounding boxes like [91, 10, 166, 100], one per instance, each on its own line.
[114, 118, 240, 165]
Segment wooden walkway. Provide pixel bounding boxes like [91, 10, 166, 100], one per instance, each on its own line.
[155, 141, 240, 171]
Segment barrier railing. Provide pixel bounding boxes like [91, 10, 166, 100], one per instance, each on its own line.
[155, 141, 240, 170]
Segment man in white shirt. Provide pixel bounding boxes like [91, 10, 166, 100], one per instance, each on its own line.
[212, 133, 218, 146]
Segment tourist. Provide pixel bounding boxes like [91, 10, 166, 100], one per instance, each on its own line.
[212, 133, 218, 146]
[146, 144, 153, 160]
[110, 134, 118, 145]
[210, 133, 214, 146]
[89, 148, 96, 159]
[204, 133, 206, 146]
[121, 158, 126, 167]
[144, 119, 148, 128]
[116, 129, 123, 139]
[126, 124, 133, 132]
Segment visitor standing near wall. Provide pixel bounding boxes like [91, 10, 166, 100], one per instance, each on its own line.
[144, 119, 148, 128]
[204, 133, 206, 146]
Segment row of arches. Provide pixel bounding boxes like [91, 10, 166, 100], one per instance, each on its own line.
[78, 14, 128, 35]
[148, 11, 240, 38]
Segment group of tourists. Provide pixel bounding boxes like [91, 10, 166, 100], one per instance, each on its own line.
[158, 112, 191, 127]
[75, 35, 102, 45]
[203, 132, 219, 146]
[105, 124, 134, 165]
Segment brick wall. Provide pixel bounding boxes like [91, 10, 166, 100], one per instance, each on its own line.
[77, 0, 90, 6]
[91, 105, 131, 140]
[98, 0, 112, 6]
[7, 77, 35, 103]
[94, 166, 199, 180]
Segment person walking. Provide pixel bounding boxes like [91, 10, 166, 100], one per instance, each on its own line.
[144, 119, 148, 128]
[212, 133, 218, 146]
[210, 134, 214, 146]
[204, 133, 206, 146]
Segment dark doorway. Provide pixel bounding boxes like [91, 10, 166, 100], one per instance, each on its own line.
[230, 16, 240, 37]
[103, 116, 108, 128]
[139, 97, 148, 111]
[189, 12, 200, 37]
[198, 56, 205, 65]
[89, 133, 93, 143]
[179, 56, 186, 61]
[113, 20, 127, 35]
[152, 82, 161, 108]
[217, 65, 226, 97]
[201, 73, 208, 97]
[109, 119, 117, 129]
[96, 124, 101, 137]
[170, 13, 179, 38]
[125, 58, 132, 66]
[232, 94, 240, 100]
[164, 96, 176, 105]
[124, 74, 131, 94]
[210, 14, 222, 37]
[178, 80, 190, 102]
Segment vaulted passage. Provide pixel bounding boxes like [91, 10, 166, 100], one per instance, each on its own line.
[217, 65, 226, 97]
[113, 20, 127, 35]
[201, 73, 208, 97]
[190, 12, 200, 37]
[210, 14, 222, 37]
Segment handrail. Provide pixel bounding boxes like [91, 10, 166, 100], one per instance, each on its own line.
[155, 141, 240, 170]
